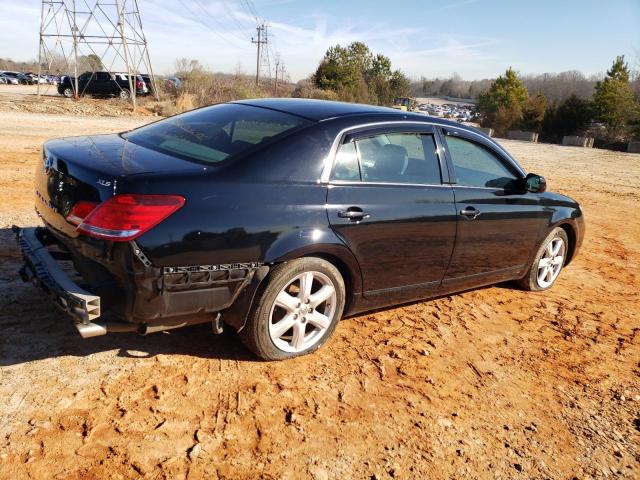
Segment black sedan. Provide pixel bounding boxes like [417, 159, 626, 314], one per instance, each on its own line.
[16, 99, 584, 360]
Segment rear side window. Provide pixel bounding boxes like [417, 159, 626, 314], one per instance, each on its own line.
[333, 132, 441, 184]
[123, 104, 310, 164]
[333, 141, 360, 181]
[445, 135, 518, 188]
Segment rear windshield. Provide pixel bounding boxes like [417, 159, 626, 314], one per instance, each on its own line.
[122, 103, 310, 164]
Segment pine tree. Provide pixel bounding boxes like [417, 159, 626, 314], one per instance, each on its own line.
[592, 55, 639, 139]
[478, 67, 529, 135]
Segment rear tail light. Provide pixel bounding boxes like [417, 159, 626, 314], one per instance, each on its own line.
[66, 201, 99, 226]
[77, 194, 185, 241]
[136, 79, 143, 89]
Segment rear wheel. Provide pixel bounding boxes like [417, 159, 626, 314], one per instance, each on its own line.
[119, 89, 131, 100]
[518, 227, 568, 291]
[240, 258, 345, 360]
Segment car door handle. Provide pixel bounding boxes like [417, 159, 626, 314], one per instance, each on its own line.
[338, 208, 370, 221]
[460, 207, 481, 219]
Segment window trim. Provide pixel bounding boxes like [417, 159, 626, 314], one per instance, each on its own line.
[324, 122, 449, 186]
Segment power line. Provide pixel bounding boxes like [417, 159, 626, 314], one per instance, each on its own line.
[176, 0, 249, 48]
[222, 0, 254, 37]
[191, 0, 248, 43]
[240, 0, 259, 22]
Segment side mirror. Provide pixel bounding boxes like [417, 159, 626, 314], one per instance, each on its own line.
[524, 173, 547, 193]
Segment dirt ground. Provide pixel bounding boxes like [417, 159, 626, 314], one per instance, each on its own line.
[0, 96, 638, 480]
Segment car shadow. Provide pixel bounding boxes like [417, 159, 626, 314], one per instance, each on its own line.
[0, 225, 519, 367]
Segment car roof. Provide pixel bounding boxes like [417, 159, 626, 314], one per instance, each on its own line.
[231, 97, 469, 130]
[232, 98, 412, 121]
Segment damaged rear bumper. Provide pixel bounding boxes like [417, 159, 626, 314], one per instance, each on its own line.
[14, 225, 269, 337]
[13, 225, 118, 337]
[15, 226, 100, 322]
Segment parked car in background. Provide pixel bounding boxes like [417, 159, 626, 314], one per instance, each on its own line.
[139, 74, 155, 96]
[0, 73, 19, 85]
[164, 76, 182, 92]
[1, 71, 30, 84]
[58, 71, 147, 99]
[26, 73, 48, 84]
[15, 99, 584, 360]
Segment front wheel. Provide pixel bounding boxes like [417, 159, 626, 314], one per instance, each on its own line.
[518, 227, 569, 291]
[62, 87, 74, 98]
[240, 258, 345, 360]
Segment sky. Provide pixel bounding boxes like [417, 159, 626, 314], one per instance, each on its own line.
[0, 0, 639, 81]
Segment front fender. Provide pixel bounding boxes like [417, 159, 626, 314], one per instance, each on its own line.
[549, 206, 585, 264]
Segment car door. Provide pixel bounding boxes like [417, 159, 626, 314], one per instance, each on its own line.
[440, 127, 549, 289]
[94, 72, 113, 95]
[325, 124, 457, 304]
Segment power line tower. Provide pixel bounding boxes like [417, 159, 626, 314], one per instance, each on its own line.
[37, 0, 159, 106]
[251, 22, 269, 86]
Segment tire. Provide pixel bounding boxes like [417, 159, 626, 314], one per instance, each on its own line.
[518, 227, 569, 291]
[62, 87, 74, 98]
[240, 257, 346, 360]
[119, 89, 131, 99]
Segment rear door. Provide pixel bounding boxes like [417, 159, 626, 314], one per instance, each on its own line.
[93, 72, 112, 95]
[326, 124, 457, 302]
[440, 127, 548, 289]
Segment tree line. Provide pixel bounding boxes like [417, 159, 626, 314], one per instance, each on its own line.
[478, 56, 640, 142]
[412, 70, 610, 104]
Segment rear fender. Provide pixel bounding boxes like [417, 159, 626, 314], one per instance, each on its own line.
[264, 227, 363, 295]
[224, 228, 363, 332]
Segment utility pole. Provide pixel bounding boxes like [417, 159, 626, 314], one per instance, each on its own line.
[274, 54, 280, 95]
[274, 60, 286, 96]
[251, 23, 268, 86]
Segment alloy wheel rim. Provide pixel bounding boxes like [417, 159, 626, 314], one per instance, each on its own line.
[536, 237, 565, 288]
[268, 271, 337, 353]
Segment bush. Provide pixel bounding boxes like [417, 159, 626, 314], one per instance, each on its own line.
[143, 58, 294, 116]
[541, 94, 593, 143]
[292, 79, 340, 100]
[520, 94, 547, 132]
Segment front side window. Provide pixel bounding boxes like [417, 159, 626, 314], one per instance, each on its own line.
[445, 135, 519, 188]
[123, 104, 310, 164]
[332, 132, 441, 184]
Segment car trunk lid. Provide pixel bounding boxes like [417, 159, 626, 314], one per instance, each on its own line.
[36, 133, 205, 237]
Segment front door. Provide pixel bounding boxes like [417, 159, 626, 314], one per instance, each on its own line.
[440, 128, 549, 289]
[326, 125, 457, 302]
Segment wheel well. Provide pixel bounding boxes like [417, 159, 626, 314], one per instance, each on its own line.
[558, 223, 577, 265]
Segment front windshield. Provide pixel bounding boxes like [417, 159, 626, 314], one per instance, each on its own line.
[122, 103, 310, 165]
